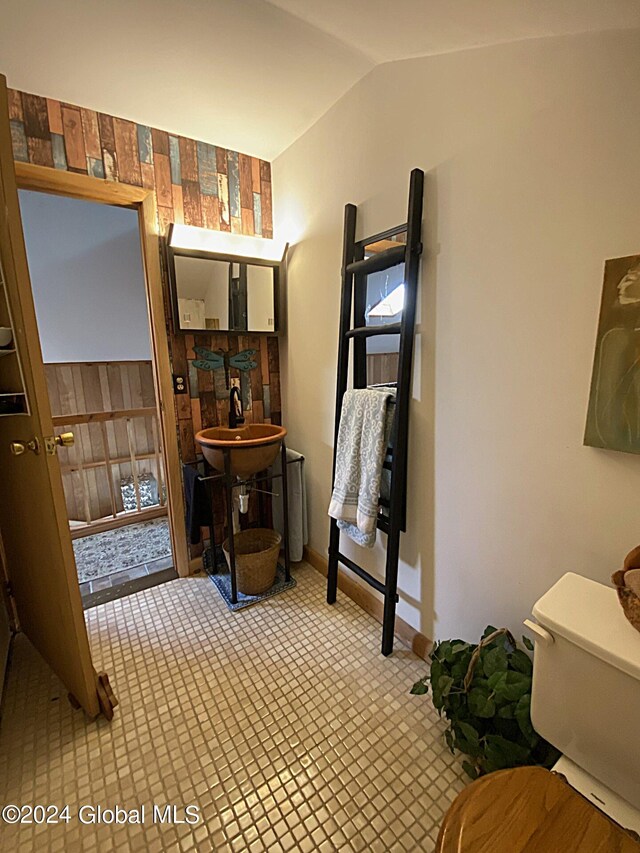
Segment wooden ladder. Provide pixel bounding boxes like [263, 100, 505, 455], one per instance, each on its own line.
[327, 168, 424, 656]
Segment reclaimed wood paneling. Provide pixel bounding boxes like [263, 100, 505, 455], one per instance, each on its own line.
[97, 112, 118, 180]
[22, 93, 49, 140]
[27, 137, 53, 167]
[61, 106, 87, 172]
[218, 172, 231, 231]
[178, 136, 198, 183]
[201, 194, 219, 231]
[113, 118, 142, 186]
[46, 99, 63, 134]
[45, 361, 160, 522]
[261, 173, 273, 239]
[80, 108, 101, 160]
[151, 127, 169, 156]
[216, 146, 227, 175]
[10, 86, 279, 556]
[238, 153, 253, 210]
[8, 89, 23, 121]
[153, 152, 172, 209]
[182, 179, 202, 227]
[197, 141, 217, 196]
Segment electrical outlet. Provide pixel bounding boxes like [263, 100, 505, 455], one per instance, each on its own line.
[173, 374, 187, 394]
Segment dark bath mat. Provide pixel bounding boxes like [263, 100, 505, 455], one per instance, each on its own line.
[203, 546, 296, 611]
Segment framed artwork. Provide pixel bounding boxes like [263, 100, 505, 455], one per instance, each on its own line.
[585, 255, 640, 453]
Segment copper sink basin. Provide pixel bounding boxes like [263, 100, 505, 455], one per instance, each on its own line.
[195, 423, 287, 478]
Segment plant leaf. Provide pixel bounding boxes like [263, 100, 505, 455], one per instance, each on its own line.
[445, 728, 455, 753]
[456, 721, 480, 748]
[410, 680, 429, 695]
[438, 675, 454, 699]
[484, 734, 531, 770]
[483, 646, 508, 677]
[522, 635, 534, 652]
[515, 693, 537, 744]
[487, 670, 532, 702]
[461, 760, 479, 780]
[468, 689, 495, 718]
[510, 649, 533, 675]
[482, 625, 499, 640]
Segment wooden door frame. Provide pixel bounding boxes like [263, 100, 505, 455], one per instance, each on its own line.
[14, 162, 189, 578]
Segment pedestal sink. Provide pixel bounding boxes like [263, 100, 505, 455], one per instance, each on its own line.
[195, 423, 287, 479]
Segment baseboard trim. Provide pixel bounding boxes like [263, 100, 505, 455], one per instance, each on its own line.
[303, 546, 432, 660]
[189, 556, 204, 575]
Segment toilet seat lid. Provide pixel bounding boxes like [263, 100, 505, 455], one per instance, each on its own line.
[436, 767, 639, 852]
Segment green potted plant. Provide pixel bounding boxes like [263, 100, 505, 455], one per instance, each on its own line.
[411, 626, 559, 780]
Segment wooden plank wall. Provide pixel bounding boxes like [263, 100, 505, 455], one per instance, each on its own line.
[10, 88, 280, 555]
[367, 353, 400, 386]
[45, 361, 160, 522]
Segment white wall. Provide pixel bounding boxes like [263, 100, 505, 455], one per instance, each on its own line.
[274, 30, 640, 642]
[175, 255, 230, 329]
[247, 265, 276, 331]
[19, 190, 151, 362]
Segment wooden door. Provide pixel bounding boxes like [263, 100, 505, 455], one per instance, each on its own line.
[0, 536, 12, 704]
[0, 75, 105, 719]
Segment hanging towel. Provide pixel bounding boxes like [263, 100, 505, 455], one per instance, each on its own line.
[182, 464, 213, 545]
[272, 448, 308, 562]
[328, 388, 395, 548]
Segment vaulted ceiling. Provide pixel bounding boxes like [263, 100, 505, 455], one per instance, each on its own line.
[0, 0, 638, 160]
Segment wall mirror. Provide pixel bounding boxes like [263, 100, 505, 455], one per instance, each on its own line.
[167, 225, 283, 334]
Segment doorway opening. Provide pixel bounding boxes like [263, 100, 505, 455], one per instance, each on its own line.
[18, 188, 177, 607]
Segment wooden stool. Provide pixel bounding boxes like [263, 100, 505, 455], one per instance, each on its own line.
[436, 767, 639, 852]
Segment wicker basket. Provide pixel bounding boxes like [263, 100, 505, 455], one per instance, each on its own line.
[222, 528, 281, 595]
[616, 587, 640, 634]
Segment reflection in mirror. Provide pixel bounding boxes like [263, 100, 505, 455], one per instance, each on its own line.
[173, 255, 277, 333]
[364, 232, 406, 385]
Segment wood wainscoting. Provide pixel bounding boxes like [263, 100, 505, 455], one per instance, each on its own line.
[44, 360, 167, 535]
[303, 545, 431, 661]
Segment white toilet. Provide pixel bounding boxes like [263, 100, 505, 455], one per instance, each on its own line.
[526, 571, 640, 835]
[436, 571, 640, 851]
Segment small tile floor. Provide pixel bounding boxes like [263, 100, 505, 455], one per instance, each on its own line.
[0, 562, 466, 852]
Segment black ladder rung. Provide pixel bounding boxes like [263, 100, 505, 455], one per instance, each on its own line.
[378, 496, 390, 509]
[382, 459, 392, 471]
[336, 551, 398, 600]
[355, 223, 407, 249]
[377, 515, 390, 534]
[346, 244, 406, 276]
[346, 323, 402, 339]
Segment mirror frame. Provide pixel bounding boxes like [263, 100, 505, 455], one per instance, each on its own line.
[165, 224, 284, 336]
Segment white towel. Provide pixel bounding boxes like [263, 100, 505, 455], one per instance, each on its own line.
[328, 388, 395, 548]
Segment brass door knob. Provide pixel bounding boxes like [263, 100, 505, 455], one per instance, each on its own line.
[56, 432, 75, 448]
[44, 431, 75, 455]
[10, 437, 40, 455]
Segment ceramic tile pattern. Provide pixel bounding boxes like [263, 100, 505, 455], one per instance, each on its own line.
[0, 564, 466, 851]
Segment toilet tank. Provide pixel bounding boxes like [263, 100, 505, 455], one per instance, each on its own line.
[529, 572, 640, 810]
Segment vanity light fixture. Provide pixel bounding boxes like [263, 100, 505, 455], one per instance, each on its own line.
[169, 223, 287, 263]
[368, 283, 405, 317]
